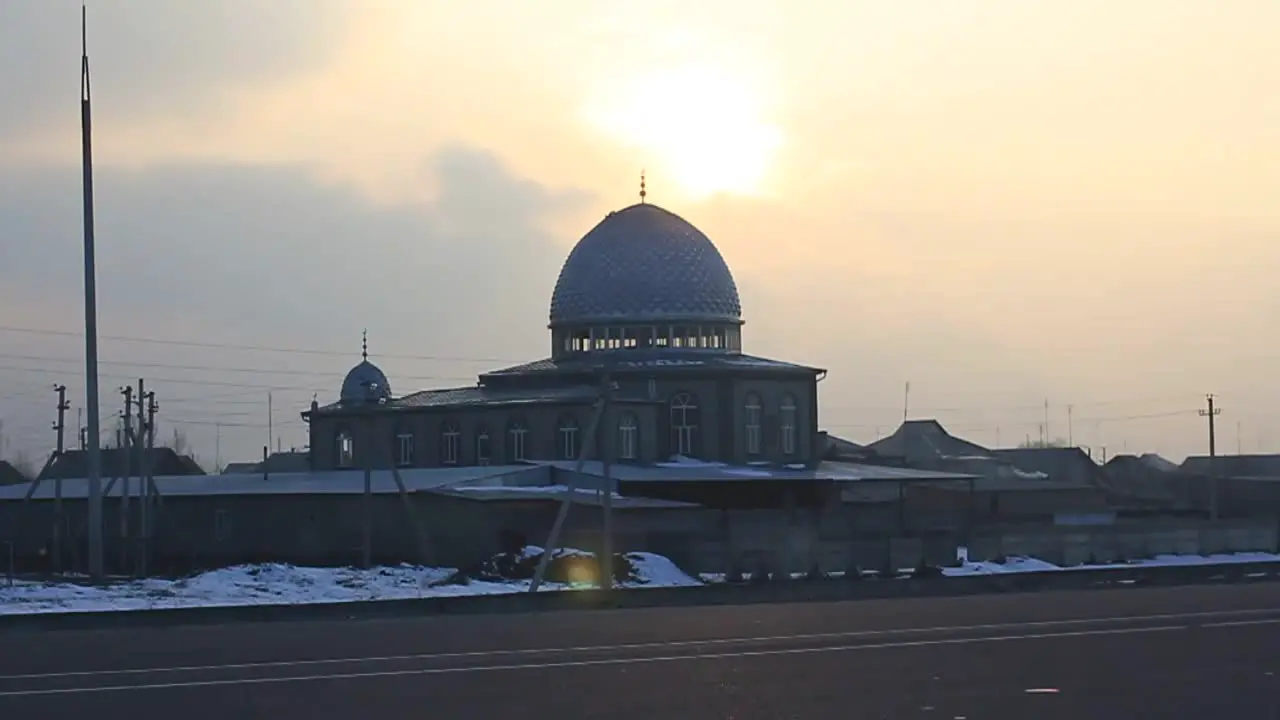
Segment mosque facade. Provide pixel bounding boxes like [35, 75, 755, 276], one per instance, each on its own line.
[303, 199, 826, 471]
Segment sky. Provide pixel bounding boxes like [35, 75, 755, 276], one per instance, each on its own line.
[0, 0, 1277, 470]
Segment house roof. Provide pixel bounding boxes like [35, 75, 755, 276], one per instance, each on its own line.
[219, 451, 310, 475]
[0, 461, 30, 486]
[1, 465, 549, 501]
[1181, 454, 1280, 478]
[309, 383, 660, 416]
[532, 459, 977, 484]
[989, 447, 1102, 477]
[864, 420, 992, 464]
[38, 447, 205, 481]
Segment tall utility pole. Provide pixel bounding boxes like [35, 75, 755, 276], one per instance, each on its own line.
[599, 375, 617, 594]
[141, 388, 156, 577]
[1199, 393, 1222, 520]
[530, 369, 613, 594]
[1067, 405, 1074, 447]
[135, 379, 146, 575]
[80, 3, 104, 582]
[267, 391, 273, 459]
[52, 385, 69, 573]
[1043, 399, 1050, 444]
[120, 384, 134, 571]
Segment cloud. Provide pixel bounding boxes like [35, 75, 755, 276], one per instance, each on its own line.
[0, 146, 594, 464]
[0, 0, 354, 140]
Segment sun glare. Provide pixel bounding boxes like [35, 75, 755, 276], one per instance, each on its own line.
[584, 63, 783, 199]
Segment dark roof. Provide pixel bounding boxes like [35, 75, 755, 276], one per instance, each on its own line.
[220, 462, 260, 474]
[548, 203, 742, 328]
[39, 447, 205, 480]
[989, 447, 1103, 480]
[1181, 454, 1280, 478]
[864, 420, 991, 464]
[0, 461, 30, 486]
[220, 451, 311, 475]
[310, 384, 639, 415]
[482, 348, 822, 380]
[820, 432, 871, 461]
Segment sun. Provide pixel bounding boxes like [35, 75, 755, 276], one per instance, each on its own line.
[583, 63, 783, 199]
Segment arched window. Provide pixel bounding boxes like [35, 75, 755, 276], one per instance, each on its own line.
[440, 420, 461, 465]
[744, 392, 763, 456]
[336, 427, 354, 468]
[618, 412, 638, 460]
[669, 392, 699, 457]
[475, 426, 491, 466]
[780, 394, 798, 456]
[507, 419, 529, 462]
[557, 415, 580, 460]
[395, 425, 415, 467]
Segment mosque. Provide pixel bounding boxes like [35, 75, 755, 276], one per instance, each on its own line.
[303, 192, 827, 471]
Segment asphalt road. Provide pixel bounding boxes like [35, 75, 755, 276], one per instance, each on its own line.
[2, 583, 1279, 719]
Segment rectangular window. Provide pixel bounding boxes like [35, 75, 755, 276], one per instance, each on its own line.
[442, 432, 460, 465]
[338, 433, 354, 468]
[619, 424, 637, 460]
[560, 426, 579, 460]
[511, 429, 527, 461]
[396, 433, 414, 467]
[477, 433, 491, 465]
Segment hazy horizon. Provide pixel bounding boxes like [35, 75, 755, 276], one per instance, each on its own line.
[1, 0, 1276, 470]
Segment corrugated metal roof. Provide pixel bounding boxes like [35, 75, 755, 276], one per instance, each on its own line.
[430, 485, 699, 508]
[532, 460, 976, 483]
[0, 465, 550, 500]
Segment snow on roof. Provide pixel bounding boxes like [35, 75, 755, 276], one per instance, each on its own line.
[0, 465, 549, 501]
[534, 458, 976, 483]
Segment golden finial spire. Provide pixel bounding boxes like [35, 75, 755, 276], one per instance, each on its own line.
[361, 329, 368, 361]
[639, 169, 647, 204]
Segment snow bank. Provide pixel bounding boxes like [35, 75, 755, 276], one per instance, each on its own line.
[0, 547, 702, 616]
[943, 550, 1280, 577]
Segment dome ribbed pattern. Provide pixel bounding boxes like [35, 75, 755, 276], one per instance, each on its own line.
[548, 203, 742, 327]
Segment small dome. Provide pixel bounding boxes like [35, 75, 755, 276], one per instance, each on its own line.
[340, 360, 392, 404]
[548, 203, 742, 328]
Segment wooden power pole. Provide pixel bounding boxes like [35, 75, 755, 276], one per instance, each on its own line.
[1199, 393, 1222, 520]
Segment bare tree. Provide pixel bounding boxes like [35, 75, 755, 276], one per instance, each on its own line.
[8, 450, 36, 480]
[1018, 437, 1070, 449]
[165, 427, 190, 455]
[163, 426, 201, 467]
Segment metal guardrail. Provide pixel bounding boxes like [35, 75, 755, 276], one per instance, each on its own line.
[3, 559, 1280, 633]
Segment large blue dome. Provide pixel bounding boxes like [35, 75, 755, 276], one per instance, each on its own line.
[548, 203, 743, 328]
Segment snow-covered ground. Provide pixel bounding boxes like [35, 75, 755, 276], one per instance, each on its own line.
[0, 549, 700, 615]
[5, 547, 1277, 616]
[943, 549, 1280, 576]
[696, 549, 1280, 583]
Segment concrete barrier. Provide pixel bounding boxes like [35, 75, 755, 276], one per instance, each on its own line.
[4, 560, 1280, 634]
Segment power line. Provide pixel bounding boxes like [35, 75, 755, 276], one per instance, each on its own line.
[0, 324, 524, 364]
[0, 363, 333, 392]
[0, 351, 476, 383]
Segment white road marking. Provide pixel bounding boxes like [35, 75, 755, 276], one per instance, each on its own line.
[0, 625, 1184, 697]
[1200, 618, 1280, 629]
[3, 607, 1277, 683]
